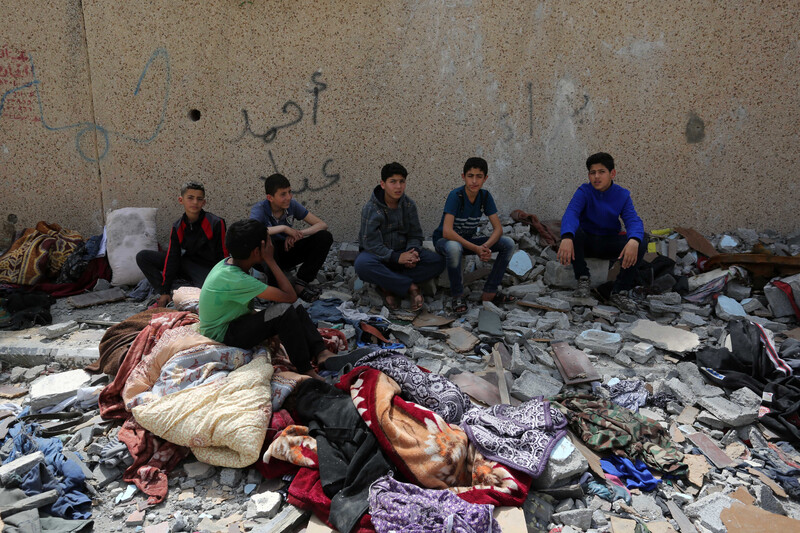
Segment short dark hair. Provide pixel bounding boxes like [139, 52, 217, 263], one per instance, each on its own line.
[263, 173, 291, 196]
[586, 152, 615, 172]
[463, 157, 488, 175]
[225, 219, 267, 260]
[181, 181, 205, 195]
[381, 162, 408, 181]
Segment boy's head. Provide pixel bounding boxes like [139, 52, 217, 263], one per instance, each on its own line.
[179, 181, 206, 216]
[585, 152, 616, 192]
[461, 157, 489, 194]
[263, 173, 293, 210]
[226, 219, 267, 260]
[379, 162, 408, 203]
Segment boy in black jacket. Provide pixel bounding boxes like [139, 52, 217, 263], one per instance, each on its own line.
[136, 181, 227, 307]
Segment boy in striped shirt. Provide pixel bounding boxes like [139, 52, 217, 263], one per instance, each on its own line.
[433, 157, 515, 313]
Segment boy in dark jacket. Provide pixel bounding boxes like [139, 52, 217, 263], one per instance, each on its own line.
[355, 162, 444, 311]
[557, 153, 645, 312]
[136, 181, 227, 308]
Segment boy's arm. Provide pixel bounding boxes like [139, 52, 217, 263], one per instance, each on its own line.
[160, 226, 182, 296]
[560, 188, 587, 239]
[298, 211, 328, 237]
[484, 213, 504, 249]
[442, 215, 482, 253]
[215, 218, 228, 258]
[405, 200, 424, 250]
[359, 205, 399, 262]
[619, 195, 644, 242]
[256, 238, 297, 303]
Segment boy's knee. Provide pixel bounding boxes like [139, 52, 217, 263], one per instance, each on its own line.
[442, 240, 463, 265]
[497, 236, 515, 252]
[316, 230, 334, 247]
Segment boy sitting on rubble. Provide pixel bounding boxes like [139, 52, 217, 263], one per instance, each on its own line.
[198, 219, 335, 380]
[433, 157, 516, 313]
[355, 162, 445, 311]
[136, 181, 227, 308]
[249, 173, 332, 301]
[557, 152, 646, 313]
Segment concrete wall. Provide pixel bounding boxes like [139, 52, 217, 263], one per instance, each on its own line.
[2, 1, 799, 245]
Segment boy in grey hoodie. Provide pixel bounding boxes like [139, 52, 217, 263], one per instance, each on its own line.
[355, 162, 445, 311]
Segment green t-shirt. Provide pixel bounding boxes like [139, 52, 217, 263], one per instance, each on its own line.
[198, 259, 267, 342]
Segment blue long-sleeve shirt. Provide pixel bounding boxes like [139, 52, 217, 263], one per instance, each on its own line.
[560, 183, 644, 241]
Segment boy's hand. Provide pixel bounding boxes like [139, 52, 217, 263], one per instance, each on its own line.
[619, 239, 639, 269]
[476, 244, 492, 262]
[557, 239, 574, 265]
[285, 234, 300, 251]
[399, 250, 419, 268]
[285, 227, 303, 241]
[156, 294, 171, 308]
[261, 236, 275, 261]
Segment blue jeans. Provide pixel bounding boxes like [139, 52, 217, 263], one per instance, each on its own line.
[435, 235, 515, 297]
[571, 228, 646, 292]
[354, 249, 445, 296]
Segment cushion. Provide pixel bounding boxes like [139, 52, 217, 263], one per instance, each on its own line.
[105, 208, 158, 286]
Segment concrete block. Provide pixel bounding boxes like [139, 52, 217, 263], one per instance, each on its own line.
[574, 329, 622, 356]
[591, 305, 619, 322]
[683, 492, 734, 533]
[544, 259, 608, 289]
[552, 508, 592, 530]
[39, 320, 79, 339]
[698, 396, 756, 427]
[183, 461, 215, 480]
[626, 319, 700, 353]
[726, 281, 752, 301]
[530, 437, 588, 490]
[245, 491, 282, 520]
[511, 369, 563, 401]
[388, 323, 422, 347]
[765, 283, 796, 318]
[649, 292, 682, 305]
[0, 451, 45, 484]
[730, 387, 761, 412]
[506, 281, 546, 298]
[29, 369, 91, 411]
[619, 342, 655, 364]
[680, 311, 707, 327]
[535, 296, 571, 312]
[219, 467, 243, 487]
[715, 295, 747, 321]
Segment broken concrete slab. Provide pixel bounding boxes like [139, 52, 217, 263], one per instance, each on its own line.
[441, 327, 480, 353]
[535, 296, 571, 312]
[716, 295, 748, 321]
[550, 342, 600, 385]
[245, 491, 282, 520]
[618, 342, 655, 364]
[626, 319, 700, 353]
[67, 287, 126, 308]
[684, 492, 734, 533]
[544, 258, 609, 289]
[574, 329, 622, 356]
[250, 505, 310, 533]
[450, 372, 503, 406]
[508, 250, 533, 276]
[697, 396, 756, 427]
[0, 451, 44, 485]
[411, 312, 454, 328]
[511, 369, 563, 401]
[29, 369, 92, 411]
[39, 320, 79, 339]
[477, 308, 503, 337]
[387, 323, 422, 347]
[531, 437, 588, 490]
[764, 283, 797, 318]
[552, 508, 592, 530]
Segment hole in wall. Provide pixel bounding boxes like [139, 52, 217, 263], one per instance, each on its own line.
[188, 109, 202, 122]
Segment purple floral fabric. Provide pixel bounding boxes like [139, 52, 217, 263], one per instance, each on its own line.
[369, 475, 499, 533]
[460, 397, 567, 477]
[355, 349, 471, 424]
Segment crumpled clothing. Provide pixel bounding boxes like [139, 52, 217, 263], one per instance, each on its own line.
[460, 398, 567, 477]
[307, 298, 346, 324]
[3, 422, 92, 519]
[127, 278, 155, 302]
[319, 328, 348, 353]
[355, 349, 471, 424]
[553, 392, 687, 477]
[606, 379, 649, 412]
[601, 456, 660, 491]
[338, 301, 384, 324]
[369, 475, 500, 533]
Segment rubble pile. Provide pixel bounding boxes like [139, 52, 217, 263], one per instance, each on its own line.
[0, 220, 799, 532]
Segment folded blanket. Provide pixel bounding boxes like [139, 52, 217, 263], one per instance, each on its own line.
[339, 366, 530, 506]
[0, 222, 83, 285]
[132, 356, 273, 468]
[88, 307, 169, 376]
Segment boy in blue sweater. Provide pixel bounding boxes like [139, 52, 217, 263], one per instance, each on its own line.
[557, 152, 645, 312]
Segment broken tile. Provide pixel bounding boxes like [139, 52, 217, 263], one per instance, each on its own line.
[720, 501, 800, 533]
[684, 453, 711, 487]
[412, 312, 454, 328]
[687, 432, 734, 469]
[441, 327, 479, 353]
[626, 319, 700, 353]
[550, 342, 600, 385]
[574, 329, 622, 356]
[477, 308, 503, 336]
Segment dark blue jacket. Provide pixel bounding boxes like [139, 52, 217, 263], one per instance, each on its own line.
[560, 183, 644, 241]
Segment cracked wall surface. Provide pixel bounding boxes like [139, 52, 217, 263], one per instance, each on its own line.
[2, 1, 799, 243]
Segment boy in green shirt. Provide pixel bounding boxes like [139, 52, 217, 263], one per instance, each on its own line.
[199, 219, 334, 380]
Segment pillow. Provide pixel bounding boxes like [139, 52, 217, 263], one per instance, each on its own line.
[106, 207, 158, 286]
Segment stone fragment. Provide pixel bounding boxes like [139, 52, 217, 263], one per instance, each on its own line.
[726, 282, 751, 301]
[220, 468, 243, 487]
[544, 259, 608, 289]
[741, 297, 764, 313]
[184, 461, 215, 480]
[619, 342, 655, 364]
[508, 250, 533, 276]
[39, 320, 79, 339]
[719, 235, 739, 252]
[591, 305, 619, 322]
[29, 369, 91, 411]
[683, 492, 734, 533]
[92, 464, 123, 488]
[630, 494, 664, 521]
[698, 396, 756, 427]
[649, 292, 682, 305]
[626, 319, 700, 353]
[511, 369, 563, 401]
[441, 327, 480, 353]
[676, 362, 724, 398]
[552, 508, 592, 530]
[730, 387, 761, 412]
[687, 268, 729, 291]
[0, 451, 44, 484]
[506, 281, 545, 298]
[535, 296, 571, 312]
[697, 410, 727, 430]
[680, 311, 707, 327]
[251, 505, 310, 533]
[715, 295, 747, 321]
[317, 290, 352, 302]
[245, 491, 282, 520]
[574, 329, 622, 356]
[387, 323, 421, 347]
[530, 437, 588, 490]
[764, 283, 796, 318]
[126, 509, 146, 527]
[22, 364, 46, 381]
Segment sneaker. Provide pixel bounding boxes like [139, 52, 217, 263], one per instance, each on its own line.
[574, 276, 591, 298]
[609, 290, 637, 313]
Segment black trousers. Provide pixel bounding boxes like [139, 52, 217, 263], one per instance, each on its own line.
[223, 304, 325, 373]
[135, 249, 212, 294]
[266, 230, 333, 285]
[571, 228, 647, 292]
